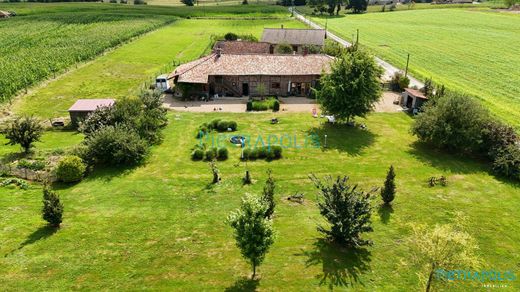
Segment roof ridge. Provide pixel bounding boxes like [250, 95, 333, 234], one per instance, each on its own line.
[174, 54, 216, 76]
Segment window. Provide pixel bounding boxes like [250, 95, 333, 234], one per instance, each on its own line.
[271, 82, 280, 89]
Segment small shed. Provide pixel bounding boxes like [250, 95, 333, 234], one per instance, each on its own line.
[68, 99, 115, 126]
[402, 88, 428, 111]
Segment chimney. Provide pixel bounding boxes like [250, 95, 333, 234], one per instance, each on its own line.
[216, 47, 222, 58]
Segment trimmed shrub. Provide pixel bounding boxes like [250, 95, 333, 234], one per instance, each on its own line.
[246, 101, 253, 111]
[205, 147, 218, 161]
[55, 155, 86, 183]
[273, 100, 280, 112]
[271, 145, 283, 159]
[242, 147, 253, 160]
[217, 120, 230, 132]
[210, 119, 221, 130]
[228, 121, 238, 131]
[217, 147, 229, 160]
[83, 125, 148, 166]
[191, 149, 204, 161]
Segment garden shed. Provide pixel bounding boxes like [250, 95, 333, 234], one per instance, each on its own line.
[402, 88, 428, 111]
[68, 99, 115, 126]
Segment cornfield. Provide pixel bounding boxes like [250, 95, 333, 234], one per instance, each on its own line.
[0, 12, 174, 103]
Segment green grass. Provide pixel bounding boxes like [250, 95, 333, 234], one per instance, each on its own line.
[10, 18, 303, 118]
[309, 9, 520, 127]
[1, 112, 519, 290]
[251, 97, 278, 111]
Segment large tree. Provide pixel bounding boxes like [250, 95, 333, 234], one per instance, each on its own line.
[3, 116, 43, 154]
[315, 50, 383, 123]
[412, 93, 490, 153]
[228, 194, 275, 279]
[347, 0, 368, 14]
[310, 174, 375, 246]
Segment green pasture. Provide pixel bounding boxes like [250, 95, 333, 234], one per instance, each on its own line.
[1, 112, 519, 290]
[309, 9, 520, 127]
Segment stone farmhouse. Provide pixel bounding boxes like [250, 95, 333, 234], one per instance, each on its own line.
[170, 28, 332, 98]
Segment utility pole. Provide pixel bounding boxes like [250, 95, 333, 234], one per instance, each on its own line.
[405, 53, 410, 77]
[356, 29, 359, 46]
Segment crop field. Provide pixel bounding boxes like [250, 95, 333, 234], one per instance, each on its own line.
[11, 18, 303, 118]
[1, 112, 519, 290]
[0, 3, 290, 103]
[310, 9, 520, 127]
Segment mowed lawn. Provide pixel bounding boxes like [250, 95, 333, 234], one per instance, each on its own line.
[11, 18, 303, 118]
[1, 112, 519, 290]
[311, 9, 520, 127]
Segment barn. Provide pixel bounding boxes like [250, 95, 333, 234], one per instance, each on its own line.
[68, 99, 115, 126]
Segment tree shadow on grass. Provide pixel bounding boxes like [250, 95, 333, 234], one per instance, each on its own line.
[296, 238, 372, 289]
[5, 225, 58, 257]
[307, 123, 377, 156]
[407, 141, 488, 175]
[225, 277, 259, 292]
[378, 204, 394, 225]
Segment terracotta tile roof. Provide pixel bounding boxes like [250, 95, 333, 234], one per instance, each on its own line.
[68, 99, 115, 112]
[214, 41, 271, 54]
[405, 88, 428, 99]
[171, 53, 333, 84]
[261, 28, 326, 46]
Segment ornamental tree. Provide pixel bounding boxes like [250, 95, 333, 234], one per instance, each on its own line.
[228, 194, 275, 279]
[3, 116, 43, 154]
[380, 165, 396, 205]
[310, 174, 375, 246]
[42, 187, 64, 228]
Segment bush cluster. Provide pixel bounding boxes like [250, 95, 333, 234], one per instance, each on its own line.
[55, 155, 86, 183]
[412, 92, 520, 180]
[191, 145, 229, 161]
[79, 90, 167, 166]
[197, 119, 237, 137]
[242, 146, 282, 161]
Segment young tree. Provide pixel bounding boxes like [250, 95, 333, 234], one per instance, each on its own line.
[227, 194, 275, 279]
[315, 50, 383, 123]
[3, 116, 43, 154]
[261, 169, 276, 219]
[310, 174, 375, 246]
[408, 221, 480, 292]
[380, 165, 396, 205]
[42, 187, 64, 228]
[209, 160, 220, 184]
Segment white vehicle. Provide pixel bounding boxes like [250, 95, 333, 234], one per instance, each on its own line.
[155, 74, 171, 92]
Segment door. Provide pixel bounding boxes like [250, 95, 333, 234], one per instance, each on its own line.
[242, 83, 249, 96]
